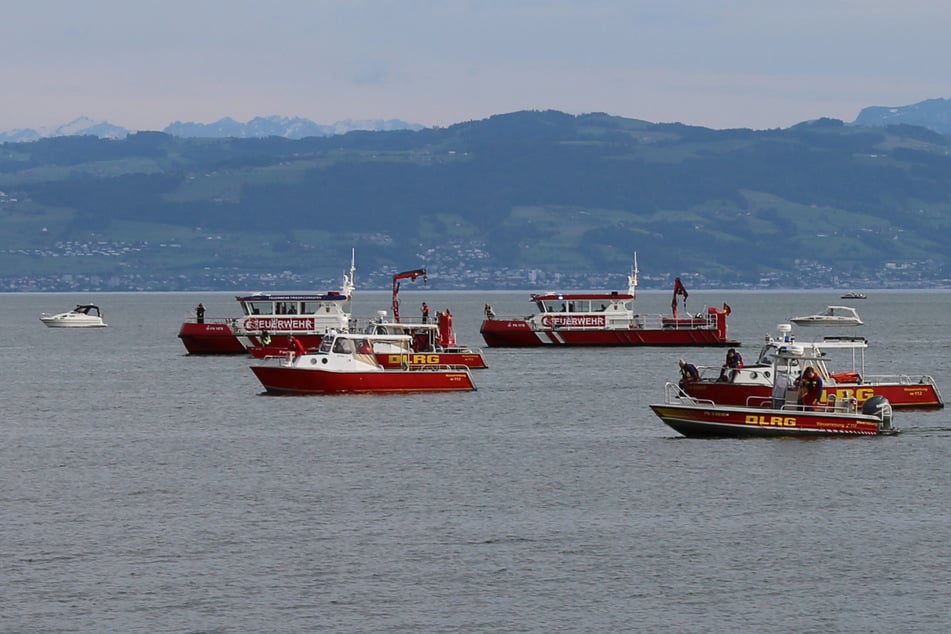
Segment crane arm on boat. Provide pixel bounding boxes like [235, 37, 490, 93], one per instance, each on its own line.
[392, 268, 427, 323]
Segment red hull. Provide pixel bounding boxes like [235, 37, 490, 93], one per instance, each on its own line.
[251, 366, 476, 394]
[178, 322, 246, 355]
[480, 319, 737, 347]
[685, 381, 943, 409]
[650, 403, 892, 437]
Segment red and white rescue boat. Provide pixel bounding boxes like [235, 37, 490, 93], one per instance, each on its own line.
[651, 344, 898, 438]
[250, 332, 477, 395]
[480, 257, 738, 347]
[683, 324, 943, 409]
[178, 251, 356, 355]
[246, 266, 488, 368]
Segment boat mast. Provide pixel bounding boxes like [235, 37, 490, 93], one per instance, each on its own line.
[341, 248, 356, 299]
[628, 252, 639, 297]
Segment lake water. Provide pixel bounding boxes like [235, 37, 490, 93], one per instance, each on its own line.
[3, 290, 951, 632]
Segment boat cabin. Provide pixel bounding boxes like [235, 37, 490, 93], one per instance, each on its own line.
[304, 332, 415, 370]
[72, 304, 103, 317]
[238, 292, 351, 317]
[750, 325, 868, 384]
[530, 292, 634, 314]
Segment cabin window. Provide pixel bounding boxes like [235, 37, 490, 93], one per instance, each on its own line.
[318, 338, 333, 353]
[301, 301, 319, 314]
[333, 338, 354, 354]
[248, 301, 272, 315]
[538, 300, 563, 313]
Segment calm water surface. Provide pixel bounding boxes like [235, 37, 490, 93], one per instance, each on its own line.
[3, 290, 951, 633]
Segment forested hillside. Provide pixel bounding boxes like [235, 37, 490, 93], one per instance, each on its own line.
[2, 110, 950, 291]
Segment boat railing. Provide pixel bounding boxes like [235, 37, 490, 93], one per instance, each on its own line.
[190, 316, 237, 327]
[664, 382, 713, 405]
[820, 393, 859, 413]
[745, 396, 773, 408]
[652, 313, 719, 330]
[410, 363, 475, 382]
[860, 373, 939, 387]
[411, 363, 474, 374]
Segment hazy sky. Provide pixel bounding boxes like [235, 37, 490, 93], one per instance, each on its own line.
[4, 0, 949, 132]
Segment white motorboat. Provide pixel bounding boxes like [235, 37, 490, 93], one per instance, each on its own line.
[790, 305, 863, 327]
[39, 304, 108, 328]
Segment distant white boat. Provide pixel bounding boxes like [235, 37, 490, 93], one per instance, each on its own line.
[840, 291, 867, 299]
[790, 305, 863, 327]
[39, 304, 108, 328]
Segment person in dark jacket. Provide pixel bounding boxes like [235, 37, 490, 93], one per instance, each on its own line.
[678, 359, 700, 389]
[719, 347, 743, 381]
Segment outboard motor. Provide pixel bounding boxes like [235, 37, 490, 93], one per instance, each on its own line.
[862, 395, 893, 430]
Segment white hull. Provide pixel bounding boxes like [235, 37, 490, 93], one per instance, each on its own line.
[790, 305, 863, 327]
[40, 320, 107, 328]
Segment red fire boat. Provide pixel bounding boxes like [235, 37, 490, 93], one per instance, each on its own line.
[479, 256, 737, 347]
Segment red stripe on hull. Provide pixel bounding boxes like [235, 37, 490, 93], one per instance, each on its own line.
[686, 382, 943, 409]
[480, 320, 737, 347]
[251, 366, 476, 394]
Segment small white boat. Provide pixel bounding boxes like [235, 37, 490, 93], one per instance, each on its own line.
[790, 305, 863, 327]
[840, 291, 867, 300]
[39, 304, 108, 328]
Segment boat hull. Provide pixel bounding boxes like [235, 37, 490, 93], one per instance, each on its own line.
[480, 319, 737, 347]
[177, 322, 246, 355]
[649, 403, 895, 438]
[685, 379, 943, 409]
[40, 319, 106, 328]
[251, 366, 476, 394]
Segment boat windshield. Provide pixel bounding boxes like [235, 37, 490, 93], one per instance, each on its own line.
[755, 344, 778, 366]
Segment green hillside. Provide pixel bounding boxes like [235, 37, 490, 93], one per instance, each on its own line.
[2, 111, 950, 291]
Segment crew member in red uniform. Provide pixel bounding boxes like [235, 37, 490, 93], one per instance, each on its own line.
[797, 366, 823, 410]
[289, 335, 306, 357]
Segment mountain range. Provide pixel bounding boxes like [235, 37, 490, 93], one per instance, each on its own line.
[3, 96, 951, 143]
[0, 115, 425, 143]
